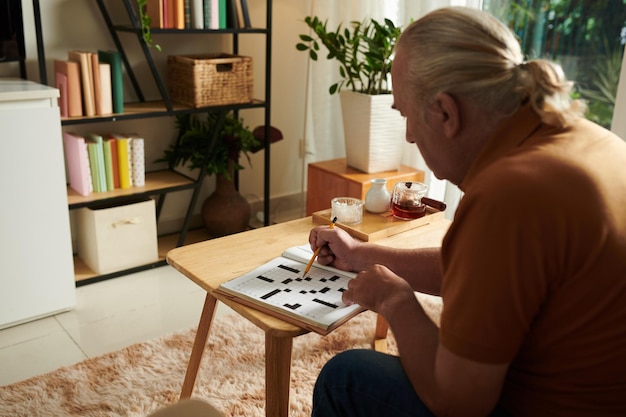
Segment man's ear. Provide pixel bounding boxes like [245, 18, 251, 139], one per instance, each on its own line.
[430, 93, 460, 138]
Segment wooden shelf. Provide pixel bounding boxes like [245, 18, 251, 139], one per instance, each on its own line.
[67, 169, 196, 208]
[59, 99, 266, 125]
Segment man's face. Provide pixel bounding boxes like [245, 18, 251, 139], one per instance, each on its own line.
[391, 50, 450, 181]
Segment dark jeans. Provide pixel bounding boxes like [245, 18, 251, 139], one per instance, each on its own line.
[312, 349, 511, 417]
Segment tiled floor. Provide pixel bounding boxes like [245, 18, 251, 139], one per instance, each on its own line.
[0, 265, 235, 387]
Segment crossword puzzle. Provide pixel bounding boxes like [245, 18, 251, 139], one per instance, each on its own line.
[220, 257, 354, 323]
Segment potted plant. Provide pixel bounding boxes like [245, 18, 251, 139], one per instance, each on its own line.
[296, 16, 405, 173]
[159, 111, 260, 237]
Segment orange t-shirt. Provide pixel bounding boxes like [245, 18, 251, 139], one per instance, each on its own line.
[440, 106, 626, 416]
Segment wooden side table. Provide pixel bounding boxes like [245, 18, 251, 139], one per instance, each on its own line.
[306, 158, 425, 215]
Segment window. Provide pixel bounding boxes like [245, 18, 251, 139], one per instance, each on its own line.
[483, 0, 626, 128]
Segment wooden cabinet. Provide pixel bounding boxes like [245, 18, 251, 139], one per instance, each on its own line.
[306, 158, 424, 215]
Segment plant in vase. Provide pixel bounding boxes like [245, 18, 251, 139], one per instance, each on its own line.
[159, 111, 260, 237]
[296, 16, 406, 173]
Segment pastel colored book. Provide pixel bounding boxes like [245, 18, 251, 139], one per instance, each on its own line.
[174, 0, 185, 29]
[101, 136, 115, 191]
[112, 134, 133, 188]
[191, 0, 203, 28]
[55, 72, 69, 118]
[68, 50, 96, 117]
[53, 60, 82, 117]
[84, 133, 107, 192]
[105, 135, 120, 188]
[129, 134, 146, 187]
[90, 52, 103, 115]
[211, 0, 219, 28]
[98, 50, 124, 113]
[62, 132, 93, 196]
[85, 140, 102, 193]
[98, 63, 113, 115]
[215, 245, 363, 335]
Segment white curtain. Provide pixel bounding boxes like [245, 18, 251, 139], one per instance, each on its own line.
[302, 0, 482, 218]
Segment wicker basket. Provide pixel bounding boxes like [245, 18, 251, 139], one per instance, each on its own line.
[167, 54, 253, 107]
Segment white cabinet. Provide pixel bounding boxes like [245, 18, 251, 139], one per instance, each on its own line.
[0, 79, 75, 329]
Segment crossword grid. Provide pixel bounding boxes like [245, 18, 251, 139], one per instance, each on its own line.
[223, 258, 352, 322]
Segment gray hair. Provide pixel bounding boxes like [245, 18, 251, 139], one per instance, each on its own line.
[395, 7, 586, 127]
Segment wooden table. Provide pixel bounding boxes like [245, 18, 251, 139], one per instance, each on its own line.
[166, 216, 450, 417]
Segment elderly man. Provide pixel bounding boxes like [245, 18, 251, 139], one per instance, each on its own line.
[309, 6, 626, 417]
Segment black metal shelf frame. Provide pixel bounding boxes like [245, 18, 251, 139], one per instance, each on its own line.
[30, 0, 273, 284]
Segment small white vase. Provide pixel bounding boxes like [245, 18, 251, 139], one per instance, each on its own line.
[365, 178, 391, 213]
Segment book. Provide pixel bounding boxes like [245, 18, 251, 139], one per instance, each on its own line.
[174, 0, 185, 29]
[85, 139, 102, 193]
[63, 132, 93, 196]
[214, 245, 363, 335]
[85, 133, 107, 192]
[101, 136, 115, 191]
[68, 50, 96, 117]
[184, 0, 192, 28]
[211, 0, 219, 29]
[55, 72, 69, 117]
[129, 135, 146, 187]
[202, 0, 211, 29]
[99, 63, 113, 115]
[53, 60, 83, 117]
[105, 135, 120, 188]
[113, 134, 133, 189]
[191, 0, 203, 29]
[90, 52, 103, 115]
[98, 50, 124, 113]
[218, 0, 227, 29]
[146, 0, 164, 28]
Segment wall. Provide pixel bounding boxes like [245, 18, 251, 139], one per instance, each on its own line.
[2, 0, 312, 231]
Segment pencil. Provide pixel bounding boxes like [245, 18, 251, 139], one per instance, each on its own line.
[303, 217, 337, 277]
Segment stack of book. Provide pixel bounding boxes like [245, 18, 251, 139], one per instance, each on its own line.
[54, 50, 124, 118]
[63, 132, 145, 196]
[146, 0, 251, 30]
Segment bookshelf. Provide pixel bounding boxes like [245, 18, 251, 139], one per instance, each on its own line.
[33, 0, 273, 286]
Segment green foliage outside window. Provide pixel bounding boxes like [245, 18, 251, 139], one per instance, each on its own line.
[483, 0, 625, 128]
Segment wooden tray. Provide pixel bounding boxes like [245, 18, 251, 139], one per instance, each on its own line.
[312, 207, 445, 242]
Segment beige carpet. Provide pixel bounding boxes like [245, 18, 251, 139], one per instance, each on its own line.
[0, 294, 441, 417]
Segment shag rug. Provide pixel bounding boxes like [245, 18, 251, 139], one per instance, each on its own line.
[0, 294, 441, 417]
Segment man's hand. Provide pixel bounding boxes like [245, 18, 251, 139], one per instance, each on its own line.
[308, 225, 362, 272]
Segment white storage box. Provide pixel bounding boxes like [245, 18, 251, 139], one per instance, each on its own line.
[76, 198, 159, 274]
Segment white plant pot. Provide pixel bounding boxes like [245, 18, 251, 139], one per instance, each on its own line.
[339, 90, 406, 173]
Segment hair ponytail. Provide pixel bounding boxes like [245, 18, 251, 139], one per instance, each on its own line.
[397, 7, 586, 127]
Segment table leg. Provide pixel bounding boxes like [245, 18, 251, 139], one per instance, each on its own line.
[265, 333, 293, 417]
[373, 313, 389, 353]
[180, 293, 218, 399]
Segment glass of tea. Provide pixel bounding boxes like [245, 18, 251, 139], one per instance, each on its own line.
[391, 181, 429, 220]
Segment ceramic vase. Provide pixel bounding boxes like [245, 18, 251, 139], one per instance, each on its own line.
[364, 178, 391, 213]
[340, 90, 405, 173]
[201, 161, 251, 237]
